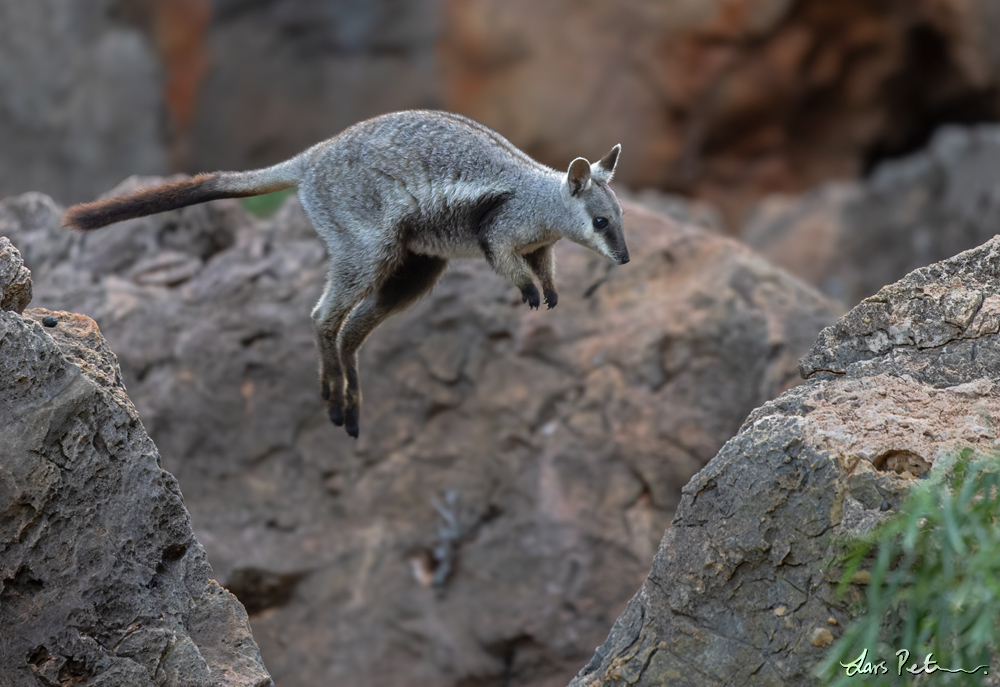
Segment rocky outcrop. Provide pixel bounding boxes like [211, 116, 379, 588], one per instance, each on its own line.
[571, 238, 1000, 686]
[0, 236, 32, 314]
[744, 125, 1000, 307]
[0, 239, 270, 685]
[1, 185, 840, 687]
[0, 0, 169, 204]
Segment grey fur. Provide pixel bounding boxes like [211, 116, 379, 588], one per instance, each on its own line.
[64, 110, 628, 438]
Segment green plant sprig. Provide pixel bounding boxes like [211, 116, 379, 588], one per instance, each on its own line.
[820, 448, 1000, 686]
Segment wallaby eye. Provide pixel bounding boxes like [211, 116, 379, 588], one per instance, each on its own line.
[593, 217, 609, 230]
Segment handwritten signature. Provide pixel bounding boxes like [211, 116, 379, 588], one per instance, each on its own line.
[840, 649, 988, 677]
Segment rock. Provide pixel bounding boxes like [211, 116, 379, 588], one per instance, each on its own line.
[439, 0, 1000, 224]
[0, 236, 31, 313]
[572, 237, 1000, 686]
[618, 188, 725, 234]
[181, 0, 443, 174]
[114, 0, 213, 170]
[0, 0, 169, 204]
[0, 242, 271, 685]
[744, 125, 1000, 306]
[810, 628, 834, 648]
[9, 1, 1000, 221]
[1, 186, 839, 687]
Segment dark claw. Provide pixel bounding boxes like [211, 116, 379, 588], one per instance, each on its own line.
[543, 288, 558, 309]
[520, 283, 541, 310]
[328, 407, 344, 426]
[344, 407, 360, 438]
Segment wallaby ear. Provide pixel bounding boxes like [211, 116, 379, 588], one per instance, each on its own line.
[592, 144, 620, 182]
[567, 157, 592, 196]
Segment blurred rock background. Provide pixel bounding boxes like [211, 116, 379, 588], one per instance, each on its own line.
[7, 0, 1000, 227]
[5, 1, 1000, 685]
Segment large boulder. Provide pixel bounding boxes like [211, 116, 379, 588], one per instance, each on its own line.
[1, 185, 839, 687]
[0, 239, 271, 686]
[744, 124, 1000, 306]
[571, 237, 1000, 686]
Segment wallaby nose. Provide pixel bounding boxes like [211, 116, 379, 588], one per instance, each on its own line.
[618, 252, 630, 265]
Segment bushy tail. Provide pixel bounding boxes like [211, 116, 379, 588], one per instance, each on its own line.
[62, 157, 304, 231]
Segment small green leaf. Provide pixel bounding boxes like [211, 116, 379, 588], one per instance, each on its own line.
[242, 188, 297, 218]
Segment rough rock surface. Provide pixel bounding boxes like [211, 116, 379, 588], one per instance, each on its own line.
[1, 185, 840, 687]
[744, 124, 1000, 307]
[0, 246, 271, 685]
[0, 236, 32, 314]
[0, 0, 169, 204]
[571, 238, 1000, 686]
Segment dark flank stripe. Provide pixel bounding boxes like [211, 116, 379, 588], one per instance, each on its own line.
[398, 189, 514, 252]
[471, 190, 515, 235]
[62, 173, 254, 231]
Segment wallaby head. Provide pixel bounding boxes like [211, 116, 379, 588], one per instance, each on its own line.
[559, 144, 629, 265]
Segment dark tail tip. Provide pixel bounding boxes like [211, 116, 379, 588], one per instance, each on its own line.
[61, 173, 223, 231]
[62, 204, 106, 231]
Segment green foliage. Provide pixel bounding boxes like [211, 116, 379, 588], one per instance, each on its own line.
[242, 188, 296, 218]
[820, 448, 1000, 686]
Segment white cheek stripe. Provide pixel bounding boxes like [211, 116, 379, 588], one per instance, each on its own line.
[583, 226, 612, 258]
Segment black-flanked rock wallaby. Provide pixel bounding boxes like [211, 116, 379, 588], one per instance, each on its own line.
[63, 110, 629, 438]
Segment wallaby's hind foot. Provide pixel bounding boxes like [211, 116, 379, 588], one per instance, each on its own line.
[319, 367, 348, 429]
[325, 252, 448, 438]
[344, 406, 360, 439]
[310, 270, 365, 434]
[320, 371, 346, 423]
[323, 372, 349, 428]
[327, 399, 345, 428]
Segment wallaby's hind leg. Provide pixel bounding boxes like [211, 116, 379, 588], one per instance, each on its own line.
[337, 252, 448, 438]
[311, 272, 367, 427]
[525, 243, 558, 309]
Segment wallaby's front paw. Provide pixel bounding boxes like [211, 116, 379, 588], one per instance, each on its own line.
[521, 283, 541, 310]
[543, 288, 558, 309]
